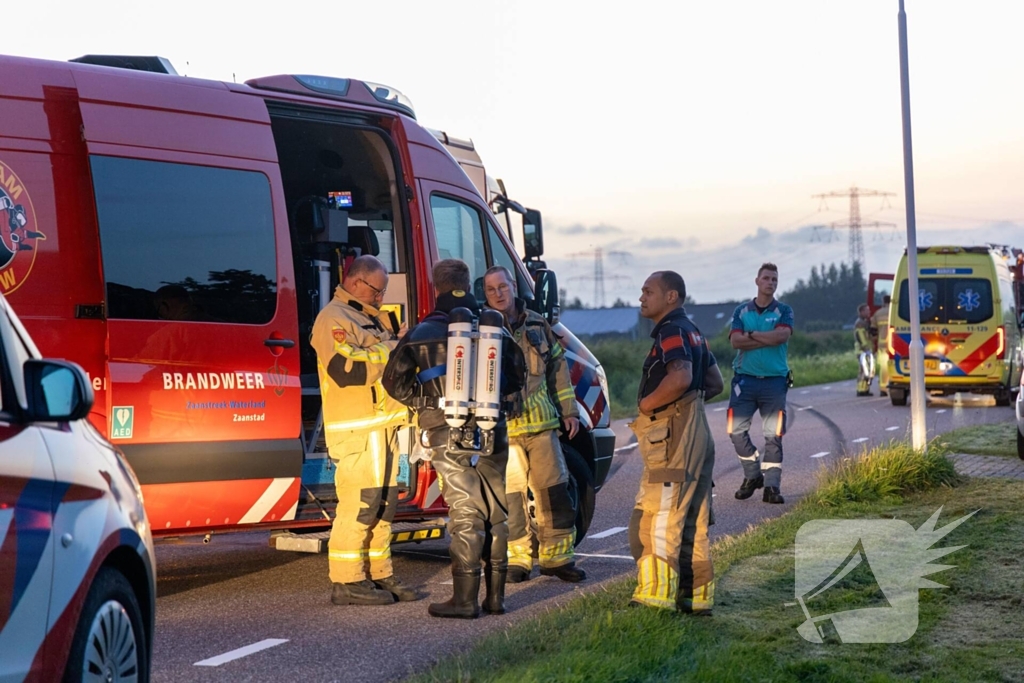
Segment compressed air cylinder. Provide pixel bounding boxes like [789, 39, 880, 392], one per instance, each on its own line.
[472, 309, 504, 430]
[444, 307, 475, 427]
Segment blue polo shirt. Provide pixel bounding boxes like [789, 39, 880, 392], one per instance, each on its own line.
[729, 299, 793, 378]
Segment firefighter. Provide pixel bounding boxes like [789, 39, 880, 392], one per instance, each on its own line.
[630, 270, 716, 611]
[482, 265, 585, 584]
[310, 255, 417, 606]
[871, 295, 891, 396]
[382, 259, 526, 619]
[855, 303, 874, 396]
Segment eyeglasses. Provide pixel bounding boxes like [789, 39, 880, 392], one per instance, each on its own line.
[359, 278, 387, 298]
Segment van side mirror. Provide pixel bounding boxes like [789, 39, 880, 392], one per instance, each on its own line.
[523, 208, 544, 260]
[531, 269, 560, 325]
[24, 360, 94, 422]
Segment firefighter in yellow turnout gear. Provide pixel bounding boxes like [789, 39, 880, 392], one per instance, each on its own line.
[630, 270, 721, 612]
[483, 266, 586, 584]
[871, 295, 891, 396]
[855, 304, 875, 396]
[310, 255, 417, 606]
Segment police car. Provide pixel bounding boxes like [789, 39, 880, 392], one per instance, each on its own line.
[0, 293, 155, 682]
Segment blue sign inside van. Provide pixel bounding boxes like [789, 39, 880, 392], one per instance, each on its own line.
[920, 267, 973, 275]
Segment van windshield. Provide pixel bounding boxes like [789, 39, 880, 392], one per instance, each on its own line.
[897, 277, 993, 324]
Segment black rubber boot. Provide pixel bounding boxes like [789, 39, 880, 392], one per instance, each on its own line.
[482, 567, 507, 615]
[734, 474, 764, 500]
[330, 580, 395, 606]
[428, 570, 481, 619]
[762, 486, 785, 504]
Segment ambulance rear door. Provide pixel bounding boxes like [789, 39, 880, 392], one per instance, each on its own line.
[73, 68, 302, 532]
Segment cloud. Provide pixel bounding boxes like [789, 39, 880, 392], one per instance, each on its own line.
[550, 222, 624, 235]
[559, 224, 586, 235]
[589, 224, 624, 235]
[638, 237, 683, 249]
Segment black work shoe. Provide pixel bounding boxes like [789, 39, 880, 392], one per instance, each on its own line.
[507, 566, 532, 583]
[734, 474, 764, 500]
[856, 391, 873, 397]
[331, 580, 395, 606]
[540, 563, 587, 583]
[762, 486, 785, 504]
[374, 575, 421, 602]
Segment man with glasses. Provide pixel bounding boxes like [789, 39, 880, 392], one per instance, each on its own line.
[311, 255, 416, 606]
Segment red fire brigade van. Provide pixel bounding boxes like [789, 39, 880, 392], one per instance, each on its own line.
[0, 53, 615, 544]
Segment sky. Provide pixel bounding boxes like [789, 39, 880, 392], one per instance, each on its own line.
[6, 1, 1023, 305]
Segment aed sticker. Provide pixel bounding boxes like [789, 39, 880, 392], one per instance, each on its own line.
[0, 160, 46, 294]
[111, 406, 134, 439]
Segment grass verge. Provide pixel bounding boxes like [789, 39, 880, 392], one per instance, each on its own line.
[931, 421, 1018, 458]
[408, 446, 1024, 683]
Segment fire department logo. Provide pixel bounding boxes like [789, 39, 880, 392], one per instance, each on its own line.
[332, 327, 347, 344]
[0, 160, 45, 294]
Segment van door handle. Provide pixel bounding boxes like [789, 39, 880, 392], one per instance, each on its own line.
[264, 338, 295, 349]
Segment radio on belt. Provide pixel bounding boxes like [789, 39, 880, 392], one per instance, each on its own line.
[443, 307, 505, 455]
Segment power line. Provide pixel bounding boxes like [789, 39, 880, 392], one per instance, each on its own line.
[566, 247, 630, 308]
[811, 186, 897, 270]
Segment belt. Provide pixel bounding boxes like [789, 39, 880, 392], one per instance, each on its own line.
[736, 373, 785, 380]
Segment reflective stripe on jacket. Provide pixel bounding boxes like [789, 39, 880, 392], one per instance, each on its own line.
[311, 286, 406, 448]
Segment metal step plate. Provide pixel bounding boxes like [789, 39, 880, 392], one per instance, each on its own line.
[272, 519, 446, 553]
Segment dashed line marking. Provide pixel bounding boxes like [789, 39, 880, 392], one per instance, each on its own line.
[588, 526, 627, 540]
[614, 443, 637, 453]
[800, 390, 810, 395]
[797, 406, 813, 412]
[575, 552, 634, 560]
[886, 426, 901, 432]
[851, 437, 869, 444]
[822, 386, 832, 391]
[936, 409, 947, 414]
[195, 639, 289, 667]
[810, 452, 829, 459]
[713, 407, 727, 412]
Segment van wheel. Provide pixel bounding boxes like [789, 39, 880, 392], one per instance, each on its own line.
[1017, 428, 1024, 461]
[562, 443, 596, 545]
[890, 389, 908, 406]
[995, 389, 1011, 407]
[63, 567, 148, 683]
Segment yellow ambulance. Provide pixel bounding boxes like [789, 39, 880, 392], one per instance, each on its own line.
[886, 245, 1023, 406]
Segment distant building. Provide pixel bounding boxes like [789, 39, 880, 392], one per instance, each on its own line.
[559, 302, 737, 341]
[684, 303, 737, 337]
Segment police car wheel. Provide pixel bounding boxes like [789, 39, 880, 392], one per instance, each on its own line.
[562, 443, 596, 546]
[64, 567, 148, 683]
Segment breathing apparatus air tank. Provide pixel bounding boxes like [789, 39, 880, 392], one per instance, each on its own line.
[444, 307, 475, 427]
[472, 309, 504, 430]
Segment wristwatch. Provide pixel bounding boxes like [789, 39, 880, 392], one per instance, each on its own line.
[747, 330, 754, 339]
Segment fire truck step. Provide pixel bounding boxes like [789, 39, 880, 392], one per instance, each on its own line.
[272, 520, 446, 553]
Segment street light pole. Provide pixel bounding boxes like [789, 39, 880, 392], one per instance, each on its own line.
[898, 0, 927, 450]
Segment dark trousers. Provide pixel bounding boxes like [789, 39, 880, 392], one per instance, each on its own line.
[727, 374, 788, 488]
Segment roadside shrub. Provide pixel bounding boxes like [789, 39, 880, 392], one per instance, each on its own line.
[810, 441, 961, 507]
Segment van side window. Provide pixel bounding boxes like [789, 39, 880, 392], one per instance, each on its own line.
[91, 157, 277, 325]
[430, 195, 486, 284]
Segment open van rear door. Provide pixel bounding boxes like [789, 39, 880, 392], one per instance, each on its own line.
[867, 272, 894, 317]
[73, 70, 302, 532]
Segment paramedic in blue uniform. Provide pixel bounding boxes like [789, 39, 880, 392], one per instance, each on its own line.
[727, 262, 793, 505]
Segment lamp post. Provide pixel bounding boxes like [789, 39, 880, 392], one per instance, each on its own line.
[898, 0, 927, 450]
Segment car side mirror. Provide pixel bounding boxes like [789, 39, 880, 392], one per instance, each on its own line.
[24, 360, 94, 422]
[523, 208, 544, 260]
[531, 268, 560, 325]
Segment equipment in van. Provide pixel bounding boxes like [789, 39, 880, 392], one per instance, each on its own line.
[443, 307, 505, 456]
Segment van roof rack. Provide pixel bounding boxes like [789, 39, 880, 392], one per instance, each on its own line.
[70, 55, 178, 75]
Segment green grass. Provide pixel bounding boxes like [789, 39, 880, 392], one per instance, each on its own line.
[408, 446, 1024, 683]
[931, 421, 1019, 458]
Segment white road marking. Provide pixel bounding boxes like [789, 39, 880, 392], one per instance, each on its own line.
[614, 443, 637, 453]
[936, 409, 947, 414]
[713, 407, 727, 412]
[800, 390, 810, 395]
[810, 452, 829, 458]
[797, 406, 812, 412]
[588, 526, 628, 539]
[575, 552, 634, 560]
[195, 639, 288, 667]
[851, 438, 869, 444]
[886, 426, 901, 431]
[822, 386, 832, 391]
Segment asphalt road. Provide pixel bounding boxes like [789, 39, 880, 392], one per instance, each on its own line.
[150, 380, 1015, 682]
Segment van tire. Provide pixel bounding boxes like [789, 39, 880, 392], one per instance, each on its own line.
[890, 389, 908, 406]
[562, 443, 596, 546]
[1017, 427, 1024, 461]
[63, 566, 149, 683]
[995, 389, 1011, 407]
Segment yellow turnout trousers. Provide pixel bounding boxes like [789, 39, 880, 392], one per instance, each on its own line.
[628, 392, 715, 610]
[328, 429, 399, 584]
[506, 429, 576, 571]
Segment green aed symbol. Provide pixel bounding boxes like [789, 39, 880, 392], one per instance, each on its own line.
[111, 406, 134, 439]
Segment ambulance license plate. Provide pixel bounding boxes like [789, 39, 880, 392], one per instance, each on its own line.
[924, 359, 939, 371]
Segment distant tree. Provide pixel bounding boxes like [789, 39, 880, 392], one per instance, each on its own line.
[779, 261, 866, 330]
[684, 294, 695, 306]
[611, 298, 631, 308]
[563, 296, 586, 310]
